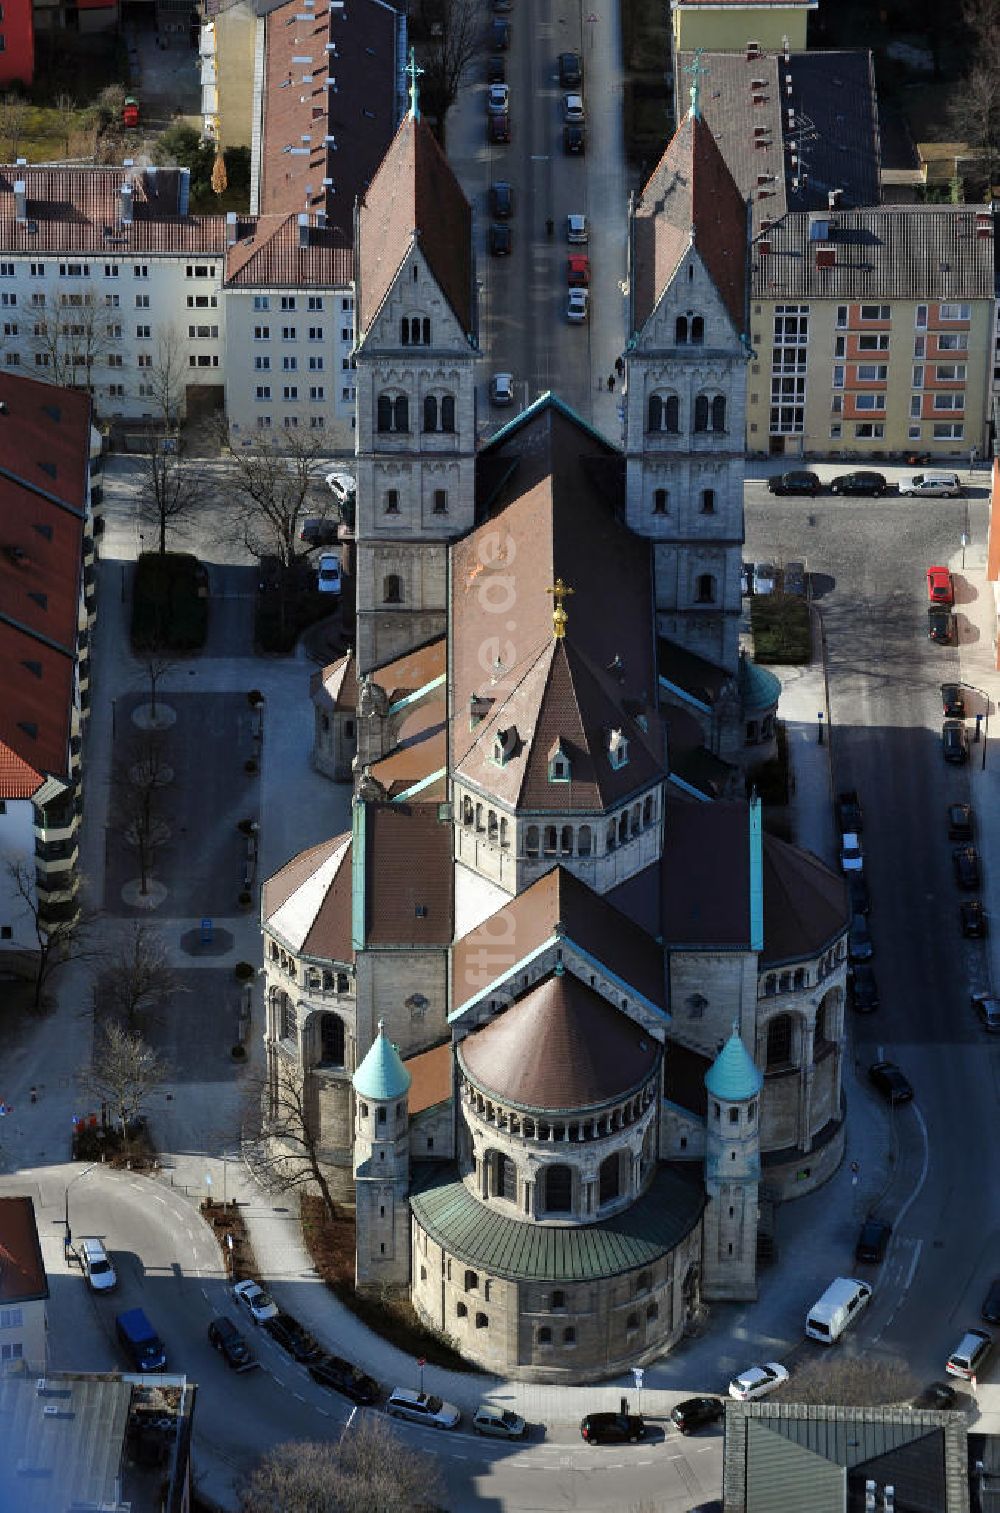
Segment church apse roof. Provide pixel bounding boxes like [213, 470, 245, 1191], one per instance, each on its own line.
[262, 832, 354, 961]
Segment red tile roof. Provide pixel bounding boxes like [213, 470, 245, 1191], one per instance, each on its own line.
[369, 687, 447, 793]
[369, 636, 446, 706]
[362, 800, 453, 947]
[262, 833, 355, 963]
[311, 650, 358, 711]
[357, 113, 473, 336]
[405, 1040, 452, 1115]
[224, 213, 352, 288]
[633, 109, 748, 334]
[661, 798, 751, 947]
[760, 831, 848, 966]
[0, 737, 43, 799]
[0, 1196, 48, 1304]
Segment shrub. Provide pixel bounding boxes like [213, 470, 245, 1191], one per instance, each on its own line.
[234, 961, 255, 982]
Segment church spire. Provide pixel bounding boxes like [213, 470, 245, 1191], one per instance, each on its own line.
[685, 49, 708, 120]
[407, 46, 423, 121]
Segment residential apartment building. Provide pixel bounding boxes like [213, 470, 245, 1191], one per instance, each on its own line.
[0, 0, 35, 86]
[671, 0, 816, 60]
[0, 374, 96, 960]
[0, 1197, 48, 1372]
[748, 206, 995, 458]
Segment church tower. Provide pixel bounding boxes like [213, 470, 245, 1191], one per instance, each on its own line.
[352, 1020, 412, 1292]
[701, 1026, 762, 1301]
[353, 74, 480, 675]
[625, 61, 750, 674]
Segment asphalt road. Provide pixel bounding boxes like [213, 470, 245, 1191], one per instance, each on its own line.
[745, 480, 999, 1384]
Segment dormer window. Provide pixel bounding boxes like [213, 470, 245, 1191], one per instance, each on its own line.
[547, 739, 570, 783]
[469, 693, 493, 729]
[493, 726, 517, 766]
[608, 728, 629, 770]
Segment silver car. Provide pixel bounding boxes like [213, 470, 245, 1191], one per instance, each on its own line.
[898, 471, 963, 497]
[473, 1403, 527, 1438]
[387, 1387, 461, 1429]
[566, 213, 588, 244]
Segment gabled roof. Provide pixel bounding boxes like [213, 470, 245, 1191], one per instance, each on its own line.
[357, 113, 473, 336]
[405, 1041, 452, 1115]
[0, 1196, 48, 1305]
[369, 683, 446, 794]
[224, 213, 353, 288]
[358, 800, 453, 947]
[632, 107, 748, 334]
[451, 864, 666, 1014]
[0, 738, 44, 800]
[760, 831, 847, 966]
[368, 636, 446, 708]
[261, 832, 354, 962]
[310, 649, 358, 711]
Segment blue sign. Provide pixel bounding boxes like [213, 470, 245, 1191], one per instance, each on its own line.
[201, 917, 213, 943]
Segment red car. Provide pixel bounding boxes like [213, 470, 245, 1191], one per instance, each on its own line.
[567, 255, 590, 287]
[927, 565, 954, 605]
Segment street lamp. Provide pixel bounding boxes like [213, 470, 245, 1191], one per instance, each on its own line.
[964, 682, 990, 771]
[64, 1161, 99, 1249]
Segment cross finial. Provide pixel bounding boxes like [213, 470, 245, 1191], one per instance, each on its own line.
[685, 49, 709, 120]
[732, 1019, 740, 1039]
[546, 577, 575, 639]
[407, 46, 423, 121]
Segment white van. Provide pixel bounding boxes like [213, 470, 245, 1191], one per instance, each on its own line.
[805, 1277, 871, 1344]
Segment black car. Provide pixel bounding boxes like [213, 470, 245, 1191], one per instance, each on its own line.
[783, 560, 807, 597]
[847, 871, 870, 917]
[489, 223, 512, 256]
[488, 112, 510, 144]
[670, 1396, 724, 1434]
[960, 900, 988, 938]
[849, 912, 873, 962]
[855, 1217, 891, 1264]
[868, 1060, 914, 1105]
[563, 123, 585, 154]
[207, 1314, 258, 1372]
[580, 1412, 646, 1444]
[490, 16, 510, 48]
[558, 51, 582, 87]
[309, 1352, 381, 1404]
[972, 992, 1000, 1032]
[948, 801, 974, 839]
[953, 845, 981, 889]
[928, 606, 955, 644]
[767, 470, 821, 496]
[912, 1381, 960, 1411]
[299, 517, 338, 547]
[942, 720, 969, 764]
[829, 470, 888, 496]
[264, 1311, 323, 1363]
[849, 963, 879, 1013]
[486, 55, 505, 83]
[490, 181, 513, 219]
[981, 1280, 1000, 1325]
[942, 683, 966, 718]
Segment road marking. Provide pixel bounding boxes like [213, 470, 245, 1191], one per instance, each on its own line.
[902, 1236, 924, 1293]
[529, 155, 550, 161]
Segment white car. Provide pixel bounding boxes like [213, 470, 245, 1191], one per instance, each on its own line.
[752, 561, 776, 595]
[490, 372, 514, 407]
[840, 832, 864, 873]
[487, 83, 509, 115]
[566, 213, 588, 244]
[898, 471, 963, 498]
[317, 552, 342, 595]
[728, 1362, 789, 1401]
[233, 1279, 279, 1324]
[566, 288, 589, 324]
[563, 93, 585, 124]
[386, 1386, 461, 1429]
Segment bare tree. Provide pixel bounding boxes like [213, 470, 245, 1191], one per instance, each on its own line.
[774, 1354, 918, 1408]
[421, 0, 486, 139]
[244, 1058, 339, 1223]
[83, 1021, 168, 1141]
[54, 92, 76, 158]
[219, 424, 328, 567]
[115, 731, 172, 898]
[139, 450, 204, 555]
[239, 1421, 443, 1513]
[28, 288, 115, 398]
[137, 649, 178, 723]
[100, 922, 178, 1032]
[0, 94, 28, 160]
[146, 326, 187, 434]
[949, 61, 1000, 187]
[6, 858, 101, 1011]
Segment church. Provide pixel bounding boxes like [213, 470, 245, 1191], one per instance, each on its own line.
[259, 86, 849, 1383]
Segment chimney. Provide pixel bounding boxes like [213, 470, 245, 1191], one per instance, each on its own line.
[815, 247, 836, 269]
[120, 182, 134, 225]
[226, 210, 238, 246]
[298, 212, 310, 248]
[758, 238, 771, 256]
[976, 211, 993, 239]
[123, 157, 134, 170]
[13, 180, 26, 223]
[14, 156, 26, 167]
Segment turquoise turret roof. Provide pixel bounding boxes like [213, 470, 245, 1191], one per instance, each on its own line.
[738, 653, 781, 714]
[353, 1021, 412, 1101]
[705, 1028, 763, 1101]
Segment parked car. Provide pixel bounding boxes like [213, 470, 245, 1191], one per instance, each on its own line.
[566, 212, 588, 243]
[116, 1308, 167, 1372]
[265, 1310, 323, 1363]
[473, 1403, 528, 1438]
[928, 606, 955, 644]
[490, 372, 514, 407]
[960, 900, 987, 938]
[728, 1363, 789, 1401]
[953, 845, 981, 889]
[563, 123, 585, 154]
[233, 1279, 279, 1324]
[855, 1217, 891, 1264]
[670, 1397, 724, 1434]
[308, 1353, 380, 1404]
[488, 112, 510, 144]
[79, 1237, 117, 1293]
[912, 1381, 959, 1411]
[942, 720, 969, 763]
[566, 288, 589, 323]
[299, 516, 338, 547]
[840, 832, 864, 873]
[982, 1280, 1000, 1325]
[849, 963, 879, 1013]
[829, 470, 887, 496]
[767, 470, 820, 496]
[317, 552, 342, 595]
[849, 912, 873, 962]
[580, 1411, 646, 1443]
[972, 992, 1000, 1032]
[927, 565, 955, 604]
[948, 801, 974, 838]
[836, 789, 863, 834]
[847, 871, 870, 917]
[899, 471, 963, 497]
[558, 51, 582, 87]
[486, 55, 506, 83]
[783, 560, 807, 597]
[946, 1328, 992, 1379]
[490, 16, 510, 48]
[752, 561, 776, 595]
[489, 222, 512, 256]
[566, 254, 590, 287]
[563, 92, 585, 123]
[868, 1060, 913, 1104]
[207, 1314, 258, 1372]
[487, 83, 509, 114]
[490, 181, 513, 218]
[942, 683, 966, 718]
[386, 1388, 461, 1429]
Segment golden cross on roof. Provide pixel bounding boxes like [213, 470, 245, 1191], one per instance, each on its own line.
[407, 46, 424, 122]
[546, 577, 575, 639]
[685, 49, 709, 120]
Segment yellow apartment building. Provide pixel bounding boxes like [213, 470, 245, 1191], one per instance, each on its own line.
[672, 0, 817, 57]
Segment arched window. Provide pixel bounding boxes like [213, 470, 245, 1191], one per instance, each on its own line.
[383, 574, 402, 604]
[626, 1313, 639, 1332]
[642, 795, 653, 826]
[560, 825, 573, 854]
[441, 394, 455, 432]
[422, 317, 431, 344]
[475, 803, 484, 832]
[498, 1153, 517, 1201]
[647, 393, 662, 431]
[618, 812, 628, 844]
[599, 1153, 620, 1204]
[336, 972, 349, 993]
[544, 825, 558, 854]
[694, 394, 709, 432]
[322, 969, 334, 990]
[544, 1165, 572, 1212]
[423, 394, 437, 432]
[816, 998, 835, 1047]
[377, 393, 392, 432]
[279, 993, 296, 1041]
[551, 1289, 566, 1309]
[711, 394, 726, 431]
[607, 820, 617, 851]
[462, 796, 474, 826]
[630, 804, 640, 837]
[665, 394, 679, 432]
[696, 573, 715, 604]
[578, 824, 592, 856]
[394, 394, 408, 431]
[700, 488, 715, 513]
[646, 1301, 659, 1321]
[766, 1014, 793, 1069]
[537, 1326, 551, 1344]
[456, 1300, 467, 1317]
[691, 315, 704, 343]
[487, 811, 498, 844]
[563, 1326, 576, 1343]
[464, 1269, 478, 1292]
[475, 1312, 488, 1329]
[317, 1013, 344, 1065]
[779, 971, 791, 993]
[653, 487, 668, 513]
[525, 825, 539, 857]
[764, 974, 776, 995]
[499, 817, 510, 850]
[675, 315, 688, 344]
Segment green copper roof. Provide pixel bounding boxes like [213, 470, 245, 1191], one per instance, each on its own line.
[353, 1021, 411, 1101]
[738, 655, 781, 713]
[705, 1030, 763, 1102]
[410, 1163, 705, 1281]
